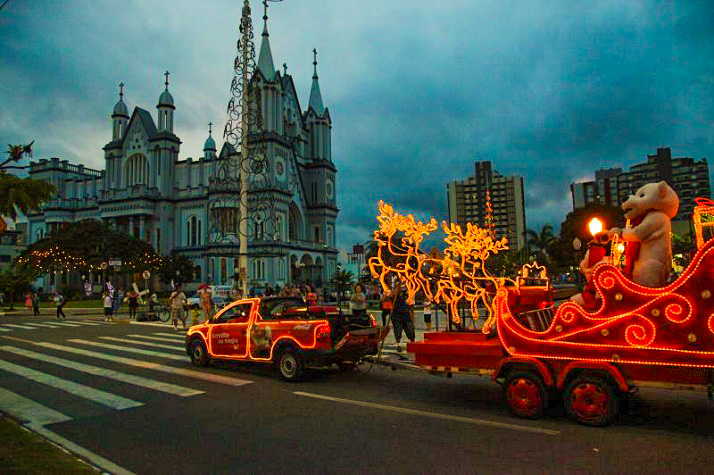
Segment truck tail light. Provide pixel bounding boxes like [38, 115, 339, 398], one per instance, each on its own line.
[317, 323, 331, 341]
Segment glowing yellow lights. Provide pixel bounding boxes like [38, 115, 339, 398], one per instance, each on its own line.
[369, 201, 509, 333]
[693, 197, 714, 249]
[588, 218, 603, 236]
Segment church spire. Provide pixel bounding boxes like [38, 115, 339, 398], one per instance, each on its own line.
[256, 0, 276, 80]
[308, 48, 325, 115]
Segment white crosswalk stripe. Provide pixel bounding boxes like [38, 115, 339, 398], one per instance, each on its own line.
[0, 346, 204, 398]
[128, 334, 185, 344]
[18, 323, 62, 328]
[2, 324, 38, 330]
[153, 332, 186, 340]
[42, 321, 82, 327]
[35, 341, 252, 386]
[0, 327, 12, 332]
[65, 321, 103, 326]
[0, 359, 142, 410]
[69, 339, 185, 360]
[0, 387, 72, 426]
[99, 336, 183, 351]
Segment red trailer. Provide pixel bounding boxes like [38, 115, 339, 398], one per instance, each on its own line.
[408, 239, 714, 426]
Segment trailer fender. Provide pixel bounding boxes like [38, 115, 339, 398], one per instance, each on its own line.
[494, 357, 554, 388]
[556, 361, 628, 392]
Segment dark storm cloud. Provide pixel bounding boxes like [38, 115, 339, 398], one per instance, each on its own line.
[1, 0, 712, 252]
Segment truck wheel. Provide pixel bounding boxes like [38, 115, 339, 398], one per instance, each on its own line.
[189, 339, 210, 367]
[564, 375, 618, 426]
[504, 371, 547, 419]
[277, 348, 305, 382]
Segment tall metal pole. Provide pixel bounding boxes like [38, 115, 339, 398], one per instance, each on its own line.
[239, 1, 250, 298]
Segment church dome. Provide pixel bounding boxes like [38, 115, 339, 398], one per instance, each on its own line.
[112, 99, 128, 117]
[204, 134, 216, 151]
[158, 90, 174, 107]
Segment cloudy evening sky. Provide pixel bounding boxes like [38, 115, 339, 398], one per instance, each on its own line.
[1, 0, 712, 254]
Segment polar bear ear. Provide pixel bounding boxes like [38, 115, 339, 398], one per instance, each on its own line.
[657, 181, 669, 197]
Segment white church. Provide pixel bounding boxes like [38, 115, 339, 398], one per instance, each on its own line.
[26, 10, 339, 292]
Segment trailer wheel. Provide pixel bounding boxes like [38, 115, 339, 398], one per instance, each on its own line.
[504, 371, 547, 419]
[564, 375, 618, 426]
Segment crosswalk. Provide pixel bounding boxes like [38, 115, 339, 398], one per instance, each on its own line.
[0, 320, 103, 333]
[0, 330, 253, 428]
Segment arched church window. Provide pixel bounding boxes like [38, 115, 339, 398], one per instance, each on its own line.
[126, 154, 148, 186]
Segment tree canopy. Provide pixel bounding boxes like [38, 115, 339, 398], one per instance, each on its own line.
[0, 142, 55, 220]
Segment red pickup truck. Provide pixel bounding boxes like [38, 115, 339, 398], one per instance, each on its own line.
[185, 296, 388, 381]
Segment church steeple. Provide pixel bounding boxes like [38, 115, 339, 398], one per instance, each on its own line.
[256, 0, 276, 81]
[308, 48, 325, 115]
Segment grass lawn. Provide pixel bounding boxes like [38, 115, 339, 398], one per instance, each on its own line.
[0, 417, 95, 473]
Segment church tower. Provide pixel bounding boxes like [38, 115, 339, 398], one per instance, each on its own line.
[153, 71, 181, 196]
[112, 82, 129, 141]
[303, 50, 337, 248]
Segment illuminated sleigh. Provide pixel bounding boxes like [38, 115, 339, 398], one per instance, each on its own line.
[495, 231, 714, 369]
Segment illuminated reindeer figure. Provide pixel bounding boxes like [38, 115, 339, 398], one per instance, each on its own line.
[368, 201, 509, 334]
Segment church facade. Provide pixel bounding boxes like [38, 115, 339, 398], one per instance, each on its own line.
[26, 13, 338, 292]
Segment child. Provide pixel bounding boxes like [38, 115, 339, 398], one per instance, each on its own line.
[103, 291, 113, 322]
[423, 301, 433, 331]
[190, 304, 201, 327]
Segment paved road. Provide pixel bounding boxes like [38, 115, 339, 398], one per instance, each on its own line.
[1, 311, 714, 474]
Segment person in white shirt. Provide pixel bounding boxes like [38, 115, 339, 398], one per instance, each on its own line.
[169, 283, 187, 330]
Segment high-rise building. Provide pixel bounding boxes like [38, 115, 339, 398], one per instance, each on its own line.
[570, 147, 710, 223]
[447, 161, 526, 250]
[25, 7, 338, 292]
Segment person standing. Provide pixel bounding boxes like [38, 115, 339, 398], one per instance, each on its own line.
[25, 293, 33, 314]
[380, 288, 393, 327]
[423, 301, 433, 331]
[199, 284, 213, 323]
[32, 292, 41, 316]
[103, 291, 113, 322]
[349, 284, 367, 317]
[391, 283, 415, 353]
[169, 283, 187, 331]
[113, 288, 124, 317]
[54, 291, 67, 319]
[127, 289, 139, 320]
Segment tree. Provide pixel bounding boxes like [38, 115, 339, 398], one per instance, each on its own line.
[0, 142, 55, 220]
[333, 267, 354, 298]
[158, 253, 198, 285]
[0, 265, 38, 308]
[525, 224, 556, 263]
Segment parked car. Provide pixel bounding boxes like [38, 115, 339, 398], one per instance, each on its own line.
[185, 296, 388, 381]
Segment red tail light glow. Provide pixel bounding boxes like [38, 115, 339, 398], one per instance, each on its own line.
[316, 323, 331, 341]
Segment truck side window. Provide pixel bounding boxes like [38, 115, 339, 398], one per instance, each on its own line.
[215, 303, 252, 324]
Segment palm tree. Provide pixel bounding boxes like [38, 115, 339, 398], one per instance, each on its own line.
[525, 224, 556, 263]
[0, 142, 55, 220]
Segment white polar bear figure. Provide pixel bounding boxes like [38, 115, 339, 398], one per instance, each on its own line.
[611, 181, 679, 288]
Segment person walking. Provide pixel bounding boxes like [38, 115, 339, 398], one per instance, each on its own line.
[423, 301, 433, 331]
[24, 293, 33, 314]
[112, 288, 124, 317]
[32, 292, 41, 316]
[54, 291, 67, 319]
[169, 283, 187, 331]
[391, 283, 415, 353]
[199, 284, 213, 323]
[103, 291, 114, 322]
[380, 288, 393, 327]
[127, 289, 139, 320]
[349, 284, 367, 317]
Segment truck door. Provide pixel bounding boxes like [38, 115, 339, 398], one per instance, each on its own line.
[208, 302, 253, 358]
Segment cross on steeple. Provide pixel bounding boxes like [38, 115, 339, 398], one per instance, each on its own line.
[263, 0, 268, 21]
[208, 122, 213, 135]
[164, 70, 170, 90]
[283, 63, 288, 75]
[312, 48, 319, 77]
[118, 82, 124, 101]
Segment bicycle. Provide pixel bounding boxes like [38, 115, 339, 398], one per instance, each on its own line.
[136, 302, 170, 322]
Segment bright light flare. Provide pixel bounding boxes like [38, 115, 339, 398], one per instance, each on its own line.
[588, 218, 603, 237]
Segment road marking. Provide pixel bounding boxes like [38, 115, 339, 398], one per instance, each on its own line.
[2, 324, 38, 330]
[69, 339, 186, 360]
[0, 346, 204, 398]
[42, 321, 82, 327]
[0, 327, 12, 332]
[293, 391, 560, 436]
[128, 334, 186, 343]
[129, 321, 177, 328]
[153, 332, 186, 340]
[0, 359, 142, 410]
[0, 387, 71, 426]
[99, 336, 183, 351]
[26, 340, 252, 387]
[64, 321, 102, 326]
[17, 323, 62, 328]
